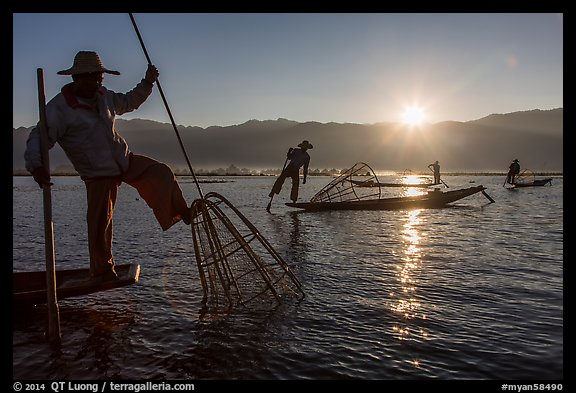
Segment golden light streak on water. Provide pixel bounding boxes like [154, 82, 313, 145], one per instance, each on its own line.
[391, 209, 430, 345]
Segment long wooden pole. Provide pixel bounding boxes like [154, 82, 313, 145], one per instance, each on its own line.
[37, 68, 61, 344]
[128, 13, 203, 198]
[266, 156, 289, 213]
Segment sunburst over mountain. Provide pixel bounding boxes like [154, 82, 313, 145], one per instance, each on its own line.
[13, 109, 563, 174]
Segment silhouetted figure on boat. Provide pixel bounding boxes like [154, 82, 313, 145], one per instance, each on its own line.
[428, 160, 441, 185]
[507, 159, 521, 184]
[25, 51, 191, 282]
[269, 140, 313, 203]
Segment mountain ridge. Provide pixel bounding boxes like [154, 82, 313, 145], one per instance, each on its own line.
[13, 108, 563, 173]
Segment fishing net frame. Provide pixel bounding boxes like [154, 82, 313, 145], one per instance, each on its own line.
[130, 14, 304, 314]
[310, 162, 382, 203]
[190, 192, 304, 312]
[514, 169, 536, 186]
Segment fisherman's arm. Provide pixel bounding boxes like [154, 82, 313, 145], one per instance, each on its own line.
[24, 101, 64, 187]
[112, 64, 158, 115]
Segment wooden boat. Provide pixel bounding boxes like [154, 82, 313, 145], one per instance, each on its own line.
[512, 178, 553, 188]
[13, 263, 140, 305]
[290, 163, 494, 211]
[287, 185, 490, 211]
[349, 179, 441, 188]
[506, 169, 553, 189]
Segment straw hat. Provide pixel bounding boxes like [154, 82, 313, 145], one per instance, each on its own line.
[57, 51, 120, 76]
[298, 140, 313, 149]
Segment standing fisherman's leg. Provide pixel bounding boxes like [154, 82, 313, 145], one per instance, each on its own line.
[270, 169, 289, 196]
[290, 169, 300, 203]
[85, 177, 120, 278]
[123, 154, 189, 231]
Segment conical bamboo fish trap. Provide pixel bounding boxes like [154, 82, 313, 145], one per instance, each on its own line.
[190, 192, 304, 314]
[130, 14, 304, 317]
[310, 162, 382, 203]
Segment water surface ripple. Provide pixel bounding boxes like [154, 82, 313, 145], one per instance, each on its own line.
[13, 175, 563, 380]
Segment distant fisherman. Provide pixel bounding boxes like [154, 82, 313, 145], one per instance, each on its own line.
[506, 159, 520, 184]
[428, 160, 441, 185]
[269, 140, 313, 203]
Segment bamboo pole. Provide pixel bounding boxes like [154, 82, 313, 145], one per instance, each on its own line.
[37, 68, 61, 344]
[128, 13, 203, 198]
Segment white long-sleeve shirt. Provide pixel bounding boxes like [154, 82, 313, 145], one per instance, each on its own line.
[25, 79, 153, 178]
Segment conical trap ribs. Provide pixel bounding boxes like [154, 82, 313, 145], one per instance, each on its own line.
[515, 169, 535, 186]
[190, 192, 304, 313]
[310, 162, 382, 203]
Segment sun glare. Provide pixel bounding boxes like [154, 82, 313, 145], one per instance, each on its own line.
[402, 106, 426, 126]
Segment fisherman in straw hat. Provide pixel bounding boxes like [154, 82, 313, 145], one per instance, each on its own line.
[506, 159, 521, 184]
[25, 50, 192, 281]
[269, 140, 313, 203]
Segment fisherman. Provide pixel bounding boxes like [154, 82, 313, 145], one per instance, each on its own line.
[506, 159, 521, 184]
[24, 50, 191, 281]
[268, 140, 313, 203]
[428, 160, 441, 185]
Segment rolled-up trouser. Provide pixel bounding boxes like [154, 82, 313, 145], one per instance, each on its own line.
[84, 154, 188, 276]
[270, 165, 300, 202]
[122, 154, 188, 231]
[85, 176, 121, 277]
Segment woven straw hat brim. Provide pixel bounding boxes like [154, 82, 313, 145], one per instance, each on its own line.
[57, 68, 120, 76]
[57, 51, 120, 76]
[298, 141, 313, 149]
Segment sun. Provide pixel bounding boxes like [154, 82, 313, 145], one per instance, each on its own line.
[401, 106, 426, 126]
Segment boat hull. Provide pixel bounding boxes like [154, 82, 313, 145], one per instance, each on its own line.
[513, 178, 553, 187]
[286, 186, 487, 211]
[350, 179, 440, 188]
[13, 263, 140, 305]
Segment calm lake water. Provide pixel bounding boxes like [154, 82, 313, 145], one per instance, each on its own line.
[12, 174, 563, 381]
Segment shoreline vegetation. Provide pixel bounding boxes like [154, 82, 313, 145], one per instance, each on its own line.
[12, 169, 563, 177]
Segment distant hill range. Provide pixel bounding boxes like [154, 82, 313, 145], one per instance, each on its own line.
[13, 108, 563, 174]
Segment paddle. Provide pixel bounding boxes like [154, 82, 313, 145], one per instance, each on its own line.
[266, 156, 289, 213]
[503, 170, 511, 187]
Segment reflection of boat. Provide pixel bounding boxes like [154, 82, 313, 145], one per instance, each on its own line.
[13, 263, 140, 305]
[287, 185, 489, 211]
[349, 179, 441, 188]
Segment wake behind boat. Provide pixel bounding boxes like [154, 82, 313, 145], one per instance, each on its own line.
[13, 263, 140, 305]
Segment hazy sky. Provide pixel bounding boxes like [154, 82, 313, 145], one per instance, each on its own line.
[13, 13, 563, 128]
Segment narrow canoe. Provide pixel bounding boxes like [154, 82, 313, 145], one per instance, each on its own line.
[286, 185, 488, 211]
[512, 178, 553, 188]
[13, 263, 140, 305]
[349, 179, 441, 188]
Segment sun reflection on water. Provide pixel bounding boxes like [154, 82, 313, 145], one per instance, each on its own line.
[401, 174, 425, 186]
[390, 209, 430, 349]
